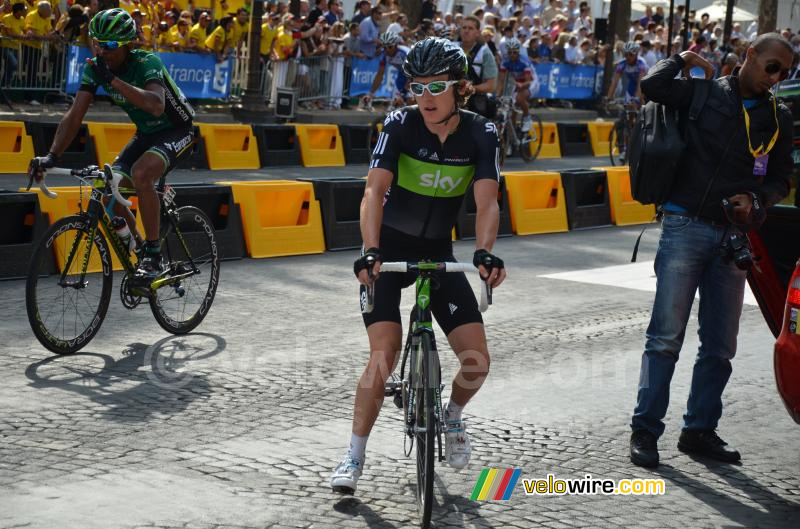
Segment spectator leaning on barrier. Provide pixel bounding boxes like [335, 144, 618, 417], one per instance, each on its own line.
[23, 0, 54, 104]
[460, 14, 497, 120]
[629, 33, 794, 470]
[231, 8, 249, 52]
[351, 0, 370, 26]
[205, 14, 231, 60]
[188, 11, 211, 52]
[1, 2, 26, 87]
[324, 0, 341, 26]
[260, 12, 280, 62]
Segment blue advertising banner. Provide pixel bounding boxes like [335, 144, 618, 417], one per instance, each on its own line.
[350, 57, 598, 100]
[349, 56, 398, 98]
[531, 63, 600, 100]
[65, 46, 233, 99]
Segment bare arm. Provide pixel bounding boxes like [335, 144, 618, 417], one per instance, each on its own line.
[369, 64, 385, 94]
[357, 167, 392, 283]
[606, 71, 620, 99]
[49, 90, 93, 157]
[475, 76, 496, 94]
[109, 79, 165, 116]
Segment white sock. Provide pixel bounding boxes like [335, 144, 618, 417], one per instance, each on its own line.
[348, 433, 368, 462]
[446, 399, 465, 422]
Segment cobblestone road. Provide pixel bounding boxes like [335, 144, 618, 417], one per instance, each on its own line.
[1, 221, 798, 528]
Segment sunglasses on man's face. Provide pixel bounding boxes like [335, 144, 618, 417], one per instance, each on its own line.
[764, 61, 790, 81]
[97, 40, 122, 50]
[409, 80, 459, 97]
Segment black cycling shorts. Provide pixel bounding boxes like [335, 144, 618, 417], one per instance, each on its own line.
[112, 125, 194, 179]
[361, 226, 483, 336]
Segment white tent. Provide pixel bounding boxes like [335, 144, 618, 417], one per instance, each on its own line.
[696, 0, 757, 23]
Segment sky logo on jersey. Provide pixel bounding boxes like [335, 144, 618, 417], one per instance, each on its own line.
[397, 153, 474, 198]
[471, 469, 522, 501]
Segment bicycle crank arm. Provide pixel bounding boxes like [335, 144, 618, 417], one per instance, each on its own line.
[149, 270, 196, 290]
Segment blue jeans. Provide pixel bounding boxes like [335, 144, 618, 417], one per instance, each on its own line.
[631, 215, 747, 438]
[2, 48, 17, 86]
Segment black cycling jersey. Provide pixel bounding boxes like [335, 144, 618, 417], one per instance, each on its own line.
[370, 106, 501, 240]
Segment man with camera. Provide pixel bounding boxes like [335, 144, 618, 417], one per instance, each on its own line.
[629, 33, 794, 468]
[460, 14, 498, 120]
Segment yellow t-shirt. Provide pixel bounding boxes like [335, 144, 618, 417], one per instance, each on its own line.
[157, 31, 172, 50]
[140, 24, 153, 50]
[273, 28, 294, 60]
[2, 13, 25, 49]
[189, 23, 208, 50]
[205, 25, 227, 53]
[24, 11, 52, 49]
[259, 23, 277, 56]
[230, 19, 249, 46]
[172, 30, 189, 49]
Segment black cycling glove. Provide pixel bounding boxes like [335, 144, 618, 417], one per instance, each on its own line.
[473, 249, 504, 278]
[27, 152, 56, 183]
[354, 247, 381, 278]
[89, 56, 116, 84]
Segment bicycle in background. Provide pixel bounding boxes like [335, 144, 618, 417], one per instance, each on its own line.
[606, 98, 640, 166]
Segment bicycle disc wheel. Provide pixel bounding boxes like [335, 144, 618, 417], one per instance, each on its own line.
[523, 114, 544, 162]
[26, 215, 113, 354]
[149, 206, 220, 334]
[416, 333, 436, 528]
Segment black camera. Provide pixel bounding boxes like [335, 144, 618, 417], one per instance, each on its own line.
[720, 228, 753, 270]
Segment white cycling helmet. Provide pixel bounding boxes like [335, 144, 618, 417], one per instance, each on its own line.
[505, 38, 522, 52]
[623, 41, 641, 55]
[380, 31, 401, 47]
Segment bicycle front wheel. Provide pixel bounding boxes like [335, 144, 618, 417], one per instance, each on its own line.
[609, 125, 627, 166]
[415, 332, 436, 528]
[26, 215, 113, 354]
[520, 114, 543, 163]
[149, 206, 220, 334]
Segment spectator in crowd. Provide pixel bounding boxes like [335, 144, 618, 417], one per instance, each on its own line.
[231, 8, 249, 51]
[652, 6, 664, 25]
[461, 14, 497, 119]
[533, 31, 552, 62]
[552, 31, 569, 62]
[358, 7, 380, 58]
[351, 0, 370, 26]
[129, 8, 150, 48]
[205, 14, 232, 60]
[375, 0, 395, 33]
[564, 33, 580, 64]
[688, 34, 705, 54]
[343, 20, 364, 60]
[482, 0, 500, 18]
[307, 0, 324, 26]
[171, 17, 190, 49]
[640, 39, 656, 69]
[420, 0, 435, 22]
[324, 0, 341, 26]
[541, 0, 561, 27]
[260, 11, 280, 62]
[188, 11, 211, 51]
[386, 13, 408, 44]
[23, 0, 54, 104]
[1, 2, 25, 87]
[156, 20, 170, 49]
[57, 4, 89, 44]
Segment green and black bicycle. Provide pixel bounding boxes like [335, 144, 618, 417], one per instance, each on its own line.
[24, 164, 220, 355]
[365, 261, 489, 528]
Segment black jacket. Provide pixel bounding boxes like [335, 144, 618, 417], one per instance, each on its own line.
[641, 54, 792, 222]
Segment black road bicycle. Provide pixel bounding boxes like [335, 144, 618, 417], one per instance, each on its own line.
[495, 94, 543, 166]
[607, 99, 639, 166]
[363, 262, 489, 528]
[25, 164, 220, 354]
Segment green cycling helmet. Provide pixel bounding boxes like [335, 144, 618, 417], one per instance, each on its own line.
[89, 8, 137, 43]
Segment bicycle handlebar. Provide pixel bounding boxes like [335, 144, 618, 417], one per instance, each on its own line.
[31, 164, 133, 208]
[378, 261, 491, 313]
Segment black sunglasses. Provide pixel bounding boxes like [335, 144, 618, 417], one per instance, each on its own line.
[765, 62, 790, 81]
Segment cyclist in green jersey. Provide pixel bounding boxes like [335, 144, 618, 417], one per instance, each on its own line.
[27, 8, 195, 283]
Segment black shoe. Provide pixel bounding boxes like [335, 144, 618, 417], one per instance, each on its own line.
[678, 429, 741, 463]
[630, 429, 659, 468]
[133, 253, 163, 285]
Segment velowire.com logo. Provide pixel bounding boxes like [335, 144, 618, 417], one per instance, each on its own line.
[470, 469, 522, 501]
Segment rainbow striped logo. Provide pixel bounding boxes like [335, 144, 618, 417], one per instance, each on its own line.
[470, 469, 522, 501]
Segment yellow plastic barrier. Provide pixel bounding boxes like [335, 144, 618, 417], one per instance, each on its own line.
[197, 123, 261, 170]
[502, 171, 569, 235]
[0, 121, 36, 173]
[215, 180, 325, 258]
[591, 166, 656, 225]
[21, 186, 143, 271]
[292, 124, 345, 167]
[86, 122, 136, 167]
[586, 121, 615, 156]
[531, 122, 561, 159]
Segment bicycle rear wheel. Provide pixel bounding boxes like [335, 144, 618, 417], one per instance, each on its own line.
[26, 215, 113, 354]
[149, 206, 220, 334]
[520, 114, 543, 163]
[415, 332, 436, 528]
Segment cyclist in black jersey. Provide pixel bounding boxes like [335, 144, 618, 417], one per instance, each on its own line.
[331, 37, 507, 495]
[27, 8, 195, 283]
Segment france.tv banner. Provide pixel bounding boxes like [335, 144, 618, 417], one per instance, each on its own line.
[65, 46, 233, 99]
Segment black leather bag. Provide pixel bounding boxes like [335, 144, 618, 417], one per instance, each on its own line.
[629, 79, 710, 205]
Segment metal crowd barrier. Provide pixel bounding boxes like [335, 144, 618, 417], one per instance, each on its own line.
[265, 55, 346, 109]
[0, 37, 69, 101]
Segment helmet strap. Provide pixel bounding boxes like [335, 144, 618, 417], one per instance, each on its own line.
[433, 101, 459, 126]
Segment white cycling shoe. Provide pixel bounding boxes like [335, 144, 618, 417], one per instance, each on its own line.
[330, 455, 364, 495]
[444, 413, 471, 470]
[521, 116, 533, 133]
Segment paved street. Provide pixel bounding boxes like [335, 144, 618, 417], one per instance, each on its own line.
[1, 158, 799, 528]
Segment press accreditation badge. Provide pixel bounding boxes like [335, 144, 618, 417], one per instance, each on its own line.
[753, 154, 768, 176]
